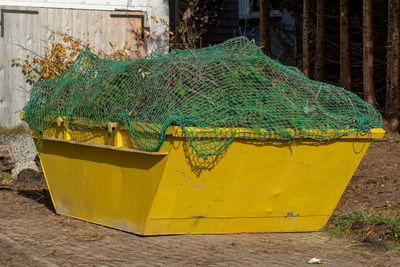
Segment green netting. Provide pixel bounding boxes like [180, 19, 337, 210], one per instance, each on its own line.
[23, 37, 382, 158]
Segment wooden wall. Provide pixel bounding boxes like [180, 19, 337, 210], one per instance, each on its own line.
[0, 6, 146, 127]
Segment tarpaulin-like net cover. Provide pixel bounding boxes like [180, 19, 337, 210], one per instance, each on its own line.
[23, 37, 382, 158]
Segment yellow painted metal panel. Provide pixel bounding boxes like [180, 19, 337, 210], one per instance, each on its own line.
[148, 139, 370, 219]
[34, 125, 384, 235]
[145, 216, 331, 235]
[38, 138, 168, 233]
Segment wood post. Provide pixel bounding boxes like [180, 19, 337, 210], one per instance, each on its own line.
[363, 0, 377, 106]
[303, 0, 311, 77]
[314, 0, 325, 81]
[0, 145, 16, 172]
[259, 0, 272, 57]
[340, 0, 351, 90]
[385, 0, 400, 131]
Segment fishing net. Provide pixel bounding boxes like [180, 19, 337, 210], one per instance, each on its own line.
[23, 37, 382, 158]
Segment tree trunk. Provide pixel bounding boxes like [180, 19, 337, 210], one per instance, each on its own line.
[303, 0, 311, 77]
[387, 0, 393, 94]
[340, 0, 351, 90]
[0, 145, 16, 172]
[314, 0, 325, 81]
[385, 0, 400, 131]
[363, 0, 377, 106]
[294, 0, 300, 67]
[259, 0, 272, 57]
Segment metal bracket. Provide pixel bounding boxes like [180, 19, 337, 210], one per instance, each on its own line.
[0, 9, 39, 38]
[110, 13, 150, 40]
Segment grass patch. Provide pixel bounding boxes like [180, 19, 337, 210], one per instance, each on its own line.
[1, 171, 12, 179]
[387, 244, 400, 250]
[325, 211, 400, 249]
[0, 171, 14, 185]
[0, 124, 30, 135]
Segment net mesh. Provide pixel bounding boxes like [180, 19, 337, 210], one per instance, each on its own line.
[23, 37, 382, 158]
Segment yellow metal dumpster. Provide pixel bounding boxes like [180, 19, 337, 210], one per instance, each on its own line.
[31, 118, 385, 235]
[20, 37, 384, 235]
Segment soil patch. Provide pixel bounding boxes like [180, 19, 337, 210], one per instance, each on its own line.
[336, 135, 400, 217]
[329, 133, 400, 249]
[1, 189, 400, 266]
[14, 169, 46, 188]
[12, 156, 46, 190]
[0, 239, 37, 267]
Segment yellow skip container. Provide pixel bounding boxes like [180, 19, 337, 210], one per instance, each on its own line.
[28, 114, 385, 235]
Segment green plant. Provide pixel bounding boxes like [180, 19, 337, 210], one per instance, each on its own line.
[1, 171, 12, 179]
[0, 124, 30, 134]
[387, 243, 400, 250]
[325, 211, 400, 249]
[12, 29, 145, 83]
[367, 162, 374, 168]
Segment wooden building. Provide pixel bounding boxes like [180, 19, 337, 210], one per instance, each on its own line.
[0, 0, 169, 127]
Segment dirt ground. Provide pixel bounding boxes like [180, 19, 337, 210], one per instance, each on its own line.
[336, 135, 400, 217]
[0, 137, 400, 266]
[1, 188, 400, 267]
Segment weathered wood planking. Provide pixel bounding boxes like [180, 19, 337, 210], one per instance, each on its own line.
[0, 6, 146, 127]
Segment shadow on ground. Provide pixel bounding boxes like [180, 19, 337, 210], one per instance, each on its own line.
[17, 189, 55, 213]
